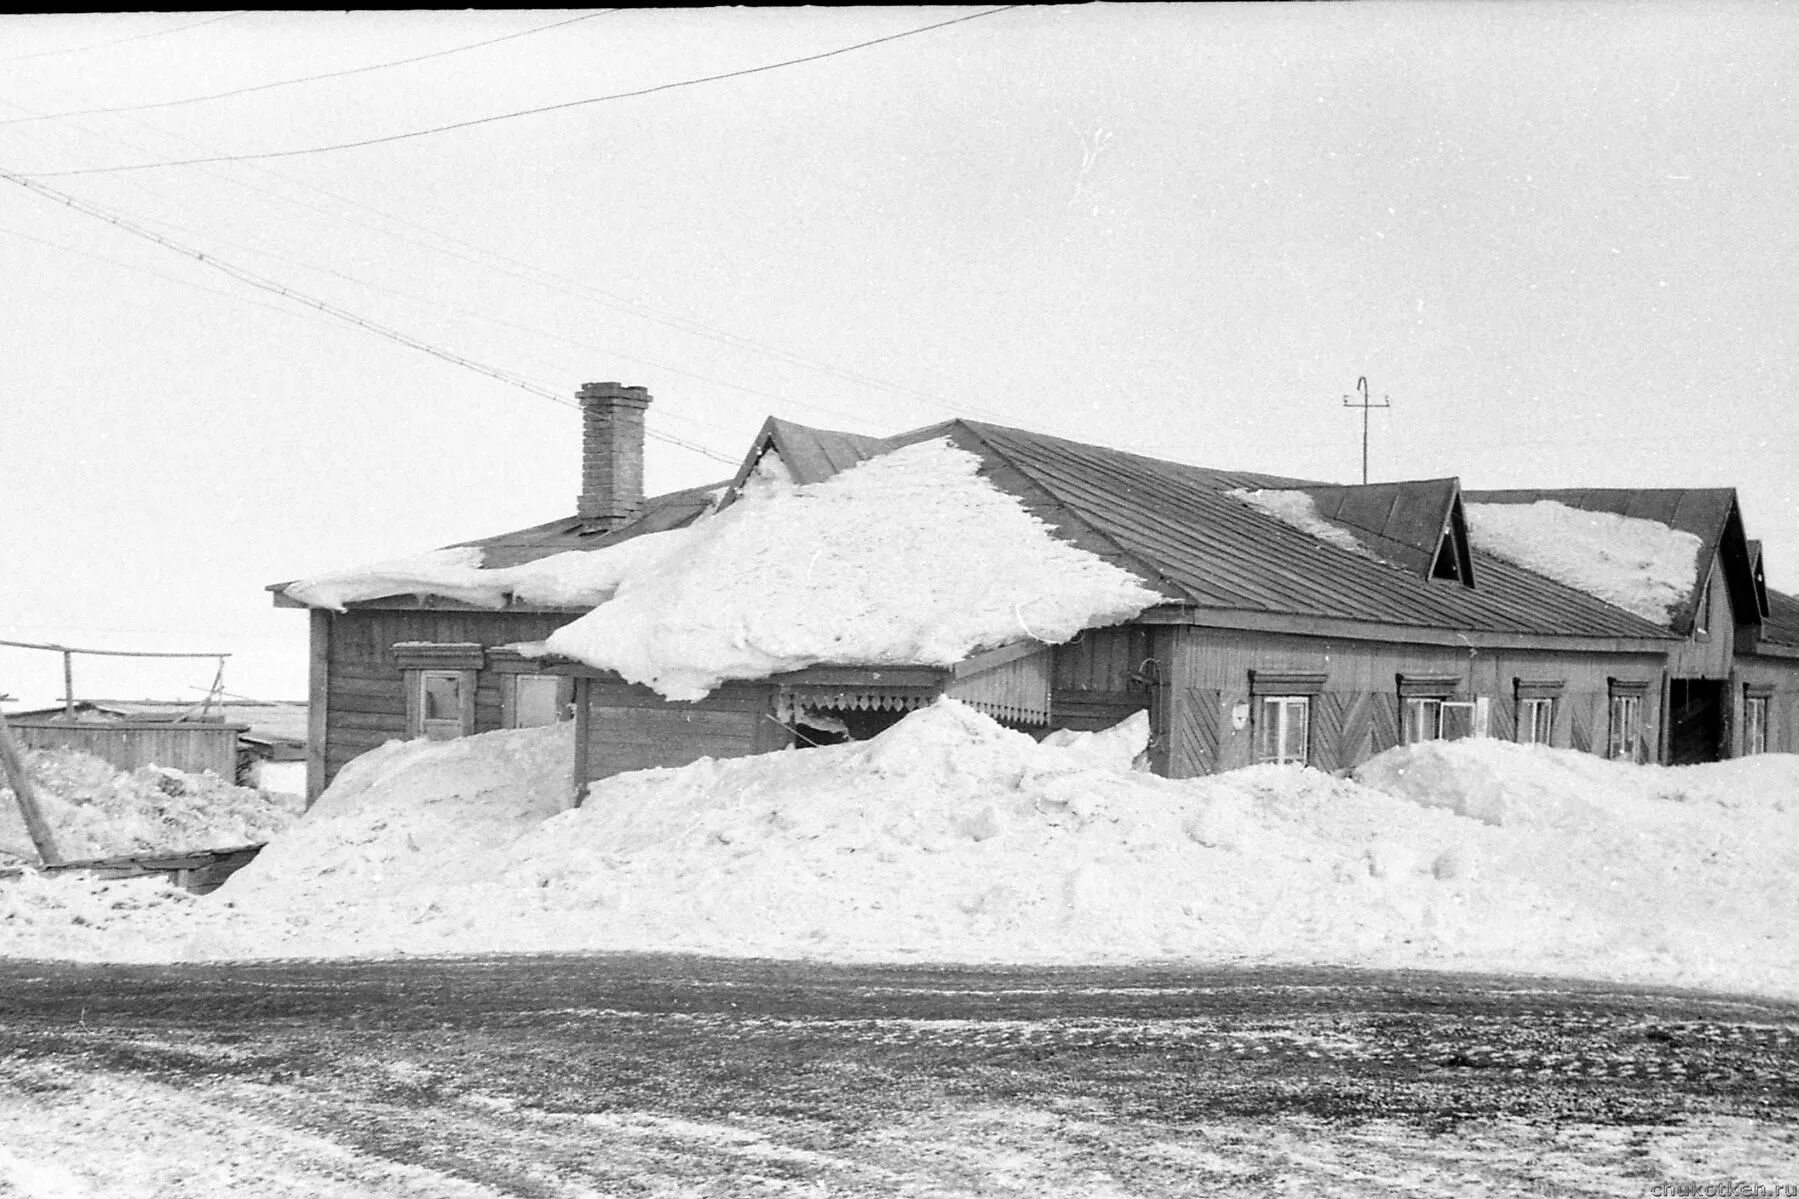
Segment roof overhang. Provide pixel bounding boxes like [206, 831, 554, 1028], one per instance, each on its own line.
[1135, 602, 1674, 655]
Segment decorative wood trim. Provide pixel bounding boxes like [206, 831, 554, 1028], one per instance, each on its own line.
[1397, 674, 1460, 698]
[393, 641, 486, 671]
[1514, 678, 1565, 700]
[1745, 682, 1777, 699]
[1608, 677, 1653, 697]
[486, 644, 557, 673]
[1248, 670, 1327, 696]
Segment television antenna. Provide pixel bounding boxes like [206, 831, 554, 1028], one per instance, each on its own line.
[1342, 376, 1390, 484]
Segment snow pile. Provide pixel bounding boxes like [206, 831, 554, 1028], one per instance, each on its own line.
[1227, 489, 1376, 559]
[8, 705, 1798, 999]
[0, 747, 302, 863]
[1464, 500, 1703, 624]
[545, 439, 1164, 699]
[281, 530, 697, 612]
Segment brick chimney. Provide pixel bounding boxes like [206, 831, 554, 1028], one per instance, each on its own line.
[576, 381, 651, 532]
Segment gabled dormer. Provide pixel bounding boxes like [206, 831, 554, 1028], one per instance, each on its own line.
[1297, 478, 1475, 587]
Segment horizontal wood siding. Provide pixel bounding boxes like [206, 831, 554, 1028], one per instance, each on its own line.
[321, 609, 574, 790]
[1167, 625, 1666, 774]
[580, 679, 781, 789]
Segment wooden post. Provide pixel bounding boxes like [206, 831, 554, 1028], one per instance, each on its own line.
[62, 650, 74, 720]
[0, 711, 61, 866]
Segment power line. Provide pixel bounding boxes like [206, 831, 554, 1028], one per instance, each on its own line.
[31, 7, 1022, 177]
[0, 11, 618, 126]
[0, 12, 246, 64]
[0, 164, 740, 466]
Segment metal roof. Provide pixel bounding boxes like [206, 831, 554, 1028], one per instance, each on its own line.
[1462, 487, 1751, 635]
[455, 481, 724, 569]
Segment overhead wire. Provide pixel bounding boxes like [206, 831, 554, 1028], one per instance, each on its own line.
[0, 164, 740, 465]
[0, 12, 246, 64]
[0, 11, 619, 125]
[30, 6, 1022, 176]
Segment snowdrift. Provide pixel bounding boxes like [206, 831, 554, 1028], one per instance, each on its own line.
[6, 705, 1797, 999]
[0, 746, 301, 864]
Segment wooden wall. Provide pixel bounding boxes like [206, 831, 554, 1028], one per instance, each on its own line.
[1163, 626, 1668, 777]
[10, 720, 244, 779]
[1732, 653, 1799, 755]
[577, 676, 786, 794]
[1047, 625, 1171, 769]
[1666, 557, 1735, 679]
[319, 608, 574, 790]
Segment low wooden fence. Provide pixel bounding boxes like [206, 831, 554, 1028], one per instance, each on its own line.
[8, 719, 247, 779]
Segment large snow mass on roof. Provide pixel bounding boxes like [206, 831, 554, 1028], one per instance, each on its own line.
[8, 703, 1798, 999]
[1227, 489, 1376, 560]
[1463, 500, 1702, 625]
[282, 530, 698, 612]
[542, 438, 1164, 699]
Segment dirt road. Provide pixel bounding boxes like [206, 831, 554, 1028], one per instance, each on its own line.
[1, 955, 1795, 1196]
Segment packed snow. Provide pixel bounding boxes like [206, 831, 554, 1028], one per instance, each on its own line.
[1464, 500, 1703, 624]
[0, 746, 302, 864]
[280, 530, 698, 612]
[544, 439, 1165, 699]
[1227, 489, 1377, 560]
[4, 703, 1796, 1001]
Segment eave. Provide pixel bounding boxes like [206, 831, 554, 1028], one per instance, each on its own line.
[1133, 602, 1675, 655]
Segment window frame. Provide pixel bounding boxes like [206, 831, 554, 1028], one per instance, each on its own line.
[1398, 674, 1462, 745]
[394, 642, 484, 742]
[1744, 685, 1774, 755]
[1514, 679, 1563, 746]
[1607, 678, 1651, 763]
[1256, 694, 1311, 765]
[505, 672, 574, 729]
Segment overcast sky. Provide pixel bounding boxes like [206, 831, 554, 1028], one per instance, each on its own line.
[2, 4, 1795, 706]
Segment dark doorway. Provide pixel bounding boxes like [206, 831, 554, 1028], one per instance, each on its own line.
[1668, 679, 1725, 765]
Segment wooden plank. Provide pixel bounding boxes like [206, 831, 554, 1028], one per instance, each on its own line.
[0, 712, 61, 865]
[308, 609, 330, 807]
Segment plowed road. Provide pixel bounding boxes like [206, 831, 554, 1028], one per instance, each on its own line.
[2, 956, 1796, 1197]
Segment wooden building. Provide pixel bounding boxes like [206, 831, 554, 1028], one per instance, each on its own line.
[274, 382, 1799, 804]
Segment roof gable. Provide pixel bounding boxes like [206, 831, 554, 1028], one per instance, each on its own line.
[1297, 478, 1473, 584]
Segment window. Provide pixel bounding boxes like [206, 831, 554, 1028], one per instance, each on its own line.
[1608, 679, 1650, 762]
[1398, 675, 1480, 744]
[1518, 698, 1555, 745]
[1744, 686, 1773, 755]
[510, 674, 568, 728]
[1514, 679, 1563, 746]
[394, 642, 483, 741]
[418, 671, 468, 741]
[1248, 670, 1326, 765]
[1257, 696, 1310, 764]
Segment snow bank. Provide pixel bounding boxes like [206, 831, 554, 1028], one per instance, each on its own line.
[0, 747, 301, 863]
[545, 439, 1164, 700]
[9, 708, 1797, 1000]
[1464, 500, 1702, 624]
[1228, 489, 1375, 559]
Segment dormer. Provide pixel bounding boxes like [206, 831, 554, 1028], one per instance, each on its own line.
[1298, 477, 1475, 587]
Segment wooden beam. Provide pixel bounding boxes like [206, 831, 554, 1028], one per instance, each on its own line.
[951, 640, 1046, 680]
[1131, 604, 1675, 654]
[305, 608, 329, 808]
[0, 711, 61, 866]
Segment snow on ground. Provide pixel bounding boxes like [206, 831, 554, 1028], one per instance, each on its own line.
[5, 701, 1797, 1001]
[544, 439, 1164, 699]
[1464, 500, 1703, 624]
[1227, 489, 1377, 560]
[0, 746, 302, 863]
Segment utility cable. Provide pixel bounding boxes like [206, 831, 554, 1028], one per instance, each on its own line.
[0, 11, 618, 125]
[0, 12, 245, 64]
[0, 164, 740, 465]
[32, 7, 1021, 176]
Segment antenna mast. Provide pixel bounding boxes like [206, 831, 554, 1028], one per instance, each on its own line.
[1342, 376, 1390, 484]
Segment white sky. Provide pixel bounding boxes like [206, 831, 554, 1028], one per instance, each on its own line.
[2, 4, 1795, 705]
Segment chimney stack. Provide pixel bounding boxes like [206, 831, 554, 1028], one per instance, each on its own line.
[576, 381, 651, 532]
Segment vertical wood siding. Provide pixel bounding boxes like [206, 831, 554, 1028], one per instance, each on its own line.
[580, 678, 781, 788]
[11, 721, 242, 778]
